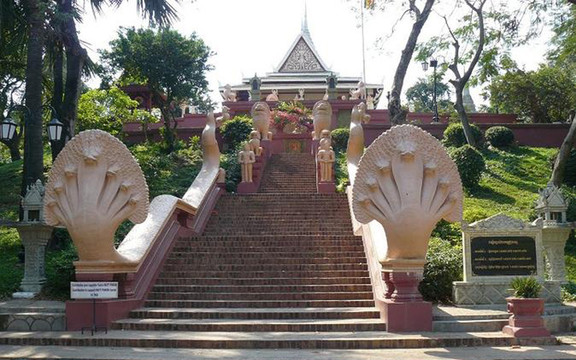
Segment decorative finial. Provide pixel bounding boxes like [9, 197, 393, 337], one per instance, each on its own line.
[302, 0, 311, 38]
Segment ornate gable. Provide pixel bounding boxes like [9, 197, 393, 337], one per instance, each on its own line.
[278, 36, 327, 73]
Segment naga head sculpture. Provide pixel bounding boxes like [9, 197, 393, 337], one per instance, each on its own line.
[352, 125, 462, 271]
[44, 130, 149, 272]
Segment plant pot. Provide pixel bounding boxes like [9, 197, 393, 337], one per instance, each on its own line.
[502, 297, 550, 337]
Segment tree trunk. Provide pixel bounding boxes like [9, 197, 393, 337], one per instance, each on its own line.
[551, 110, 576, 187]
[53, 0, 87, 158]
[388, 0, 435, 125]
[22, 0, 45, 199]
[161, 107, 175, 153]
[453, 82, 477, 147]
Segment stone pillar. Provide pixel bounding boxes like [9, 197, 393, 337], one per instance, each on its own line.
[542, 226, 571, 282]
[13, 225, 53, 298]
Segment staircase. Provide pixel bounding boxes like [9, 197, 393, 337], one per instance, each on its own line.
[111, 152, 386, 347]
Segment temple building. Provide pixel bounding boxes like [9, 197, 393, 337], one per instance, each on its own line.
[220, 13, 383, 104]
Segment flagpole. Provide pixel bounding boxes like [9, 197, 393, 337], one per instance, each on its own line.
[360, 0, 367, 83]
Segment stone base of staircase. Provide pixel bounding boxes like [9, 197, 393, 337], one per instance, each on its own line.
[0, 330, 558, 349]
[0, 300, 66, 331]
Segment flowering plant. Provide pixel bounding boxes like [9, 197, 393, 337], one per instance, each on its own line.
[270, 101, 313, 130]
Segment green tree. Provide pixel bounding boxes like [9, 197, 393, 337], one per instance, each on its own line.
[417, 0, 557, 147]
[77, 87, 157, 137]
[488, 66, 576, 123]
[100, 27, 213, 152]
[405, 77, 452, 113]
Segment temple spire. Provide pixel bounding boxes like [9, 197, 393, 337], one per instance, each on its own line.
[301, 0, 311, 39]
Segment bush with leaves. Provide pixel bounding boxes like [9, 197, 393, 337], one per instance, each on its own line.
[485, 126, 515, 148]
[419, 237, 463, 303]
[330, 128, 350, 154]
[41, 239, 78, 300]
[449, 145, 486, 190]
[443, 123, 483, 148]
[220, 115, 253, 152]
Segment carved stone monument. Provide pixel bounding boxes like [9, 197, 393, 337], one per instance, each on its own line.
[249, 75, 261, 101]
[221, 84, 237, 102]
[12, 180, 53, 298]
[250, 102, 271, 141]
[349, 81, 366, 100]
[453, 214, 561, 304]
[266, 89, 279, 102]
[216, 106, 230, 126]
[317, 139, 335, 182]
[536, 183, 572, 283]
[44, 130, 150, 273]
[248, 130, 263, 157]
[352, 124, 463, 331]
[238, 143, 256, 183]
[325, 73, 338, 100]
[312, 100, 332, 141]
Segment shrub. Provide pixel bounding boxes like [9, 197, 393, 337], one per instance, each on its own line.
[449, 145, 486, 190]
[220, 115, 253, 152]
[509, 276, 542, 298]
[330, 128, 350, 154]
[485, 126, 515, 148]
[443, 123, 482, 147]
[41, 240, 78, 300]
[419, 237, 463, 303]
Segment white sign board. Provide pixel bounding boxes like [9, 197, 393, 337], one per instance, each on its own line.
[70, 282, 118, 300]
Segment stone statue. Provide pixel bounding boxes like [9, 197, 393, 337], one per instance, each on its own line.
[295, 88, 305, 101]
[352, 125, 462, 269]
[248, 130, 263, 156]
[266, 89, 279, 102]
[250, 101, 271, 140]
[350, 81, 367, 100]
[44, 130, 149, 269]
[238, 143, 256, 183]
[312, 100, 332, 141]
[319, 129, 332, 150]
[217, 168, 226, 183]
[351, 102, 371, 127]
[317, 138, 335, 182]
[323, 91, 329, 101]
[216, 106, 230, 126]
[221, 84, 237, 102]
[366, 95, 375, 110]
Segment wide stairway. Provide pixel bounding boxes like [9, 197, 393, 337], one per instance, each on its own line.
[112, 152, 387, 348]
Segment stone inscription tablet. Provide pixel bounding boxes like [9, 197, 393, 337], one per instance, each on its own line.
[471, 236, 537, 276]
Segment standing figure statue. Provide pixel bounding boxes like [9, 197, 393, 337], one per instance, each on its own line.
[317, 139, 335, 182]
[238, 143, 256, 183]
[312, 100, 332, 140]
[294, 88, 305, 101]
[248, 130, 263, 156]
[319, 129, 332, 150]
[251, 101, 271, 140]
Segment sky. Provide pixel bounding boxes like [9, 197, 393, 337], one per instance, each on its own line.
[77, 0, 553, 110]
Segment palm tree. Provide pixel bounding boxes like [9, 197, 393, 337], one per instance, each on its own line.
[17, 0, 179, 196]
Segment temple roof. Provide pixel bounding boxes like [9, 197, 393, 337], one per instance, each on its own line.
[274, 5, 329, 73]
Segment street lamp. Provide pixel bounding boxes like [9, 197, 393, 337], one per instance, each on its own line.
[0, 105, 64, 143]
[421, 58, 440, 123]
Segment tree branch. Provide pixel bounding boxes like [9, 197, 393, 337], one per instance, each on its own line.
[444, 16, 461, 81]
[461, 0, 487, 85]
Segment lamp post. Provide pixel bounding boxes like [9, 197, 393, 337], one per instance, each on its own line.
[421, 59, 440, 123]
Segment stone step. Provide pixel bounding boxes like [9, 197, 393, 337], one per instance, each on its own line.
[169, 251, 366, 259]
[147, 291, 374, 301]
[151, 284, 373, 293]
[170, 245, 365, 253]
[164, 257, 368, 266]
[144, 299, 376, 308]
[128, 307, 381, 320]
[202, 230, 355, 236]
[158, 270, 370, 279]
[111, 318, 387, 332]
[0, 331, 557, 349]
[433, 319, 508, 333]
[153, 277, 372, 286]
[160, 263, 368, 272]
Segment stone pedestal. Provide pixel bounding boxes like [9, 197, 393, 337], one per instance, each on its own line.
[12, 224, 53, 298]
[502, 298, 551, 338]
[542, 226, 571, 282]
[381, 271, 432, 332]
